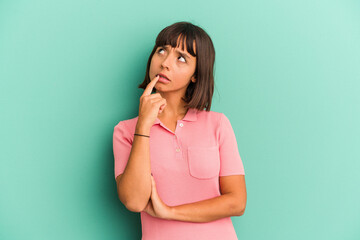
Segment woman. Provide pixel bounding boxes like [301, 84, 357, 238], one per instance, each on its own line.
[113, 21, 247, 240]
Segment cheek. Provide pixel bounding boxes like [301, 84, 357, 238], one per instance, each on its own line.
[149, 58, 155, 68]
[151, 55, 161, 64]
[149, 58, 157, 73]
[173, 74, 190, 85]
[177, 67, 194, 78]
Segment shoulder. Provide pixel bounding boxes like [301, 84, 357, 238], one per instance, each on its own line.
[195, 110, 235, 135]
[114, 116, 139, 135]
[196, 109, 225, 124]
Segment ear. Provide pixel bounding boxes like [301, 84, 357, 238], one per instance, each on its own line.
[190, 75, 196, 83]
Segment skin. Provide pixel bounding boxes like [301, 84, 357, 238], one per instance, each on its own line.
[142, 36, 247, 222]
[148, 35, 197, 120]
[144, 175, 247, 222]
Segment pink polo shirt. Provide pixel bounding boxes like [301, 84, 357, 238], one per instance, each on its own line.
[113, 108, 245, 240]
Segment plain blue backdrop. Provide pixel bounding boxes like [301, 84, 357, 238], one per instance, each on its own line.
[0, 0, 359, 239]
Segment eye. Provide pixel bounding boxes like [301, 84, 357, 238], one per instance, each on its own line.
[157, 47, 187, 63]
[178, 56, 186, 63]
[157, 48, 165, 54]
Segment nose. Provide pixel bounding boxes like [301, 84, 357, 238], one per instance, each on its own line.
[161, 52, 172, 70]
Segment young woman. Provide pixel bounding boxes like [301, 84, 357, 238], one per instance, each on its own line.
[113, 21, 247, 240]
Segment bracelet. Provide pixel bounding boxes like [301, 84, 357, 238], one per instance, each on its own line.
[134, 133, 150, 138]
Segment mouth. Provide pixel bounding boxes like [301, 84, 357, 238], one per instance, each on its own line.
[156, 73, 170, 81]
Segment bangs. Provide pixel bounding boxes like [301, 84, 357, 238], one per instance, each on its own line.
[140, 21, 215, 111]
[155, 25, 197, 57]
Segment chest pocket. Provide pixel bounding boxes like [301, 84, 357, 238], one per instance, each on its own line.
[187, 145, 220, 179]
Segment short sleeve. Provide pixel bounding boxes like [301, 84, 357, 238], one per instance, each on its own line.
[218, 113, 245, 176]
[113, 121, 133, 179]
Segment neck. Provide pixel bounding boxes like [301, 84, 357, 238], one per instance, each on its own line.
[155, 89, 188, 118]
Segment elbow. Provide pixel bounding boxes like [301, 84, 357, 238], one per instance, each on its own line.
[231, 199, 246, 216]
[234, 194, 246, 216]
[237, 206, 246, 216]
[125, 201, 147, 213]
[116, 177, 151, 213]
[233, 204, 246, 216]
[119, 195, 148, 213]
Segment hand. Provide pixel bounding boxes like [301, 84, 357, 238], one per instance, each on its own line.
[138, 75, 167, 128]
[143, 175, 173, 220]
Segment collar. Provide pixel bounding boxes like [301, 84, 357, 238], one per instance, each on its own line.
[153, 107, 198, 125]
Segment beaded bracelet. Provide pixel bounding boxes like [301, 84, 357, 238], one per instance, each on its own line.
[134, 133, 150, 138]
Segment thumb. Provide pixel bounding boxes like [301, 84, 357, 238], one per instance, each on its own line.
[151, 175, 156, 187]
[150, 176, 158, 197]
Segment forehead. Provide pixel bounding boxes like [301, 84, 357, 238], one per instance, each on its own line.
[178, 36, 196, 51]
[161, 45, 196, 60]
[176, 35, 196, 55]
[157, 33, 197, 57]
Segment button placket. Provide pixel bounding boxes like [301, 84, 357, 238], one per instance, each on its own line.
[174, 121, 185, 160]
[175, 134, 181, 154]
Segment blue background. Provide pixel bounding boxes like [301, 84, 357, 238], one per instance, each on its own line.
[1, 0, 359, 239]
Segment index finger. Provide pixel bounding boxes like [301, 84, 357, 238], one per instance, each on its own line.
[142, 75, 160, 97]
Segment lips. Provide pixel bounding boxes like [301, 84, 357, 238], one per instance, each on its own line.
[157, 73, 170, 81]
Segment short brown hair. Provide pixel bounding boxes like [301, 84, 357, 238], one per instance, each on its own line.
[138, 21, 215, 111]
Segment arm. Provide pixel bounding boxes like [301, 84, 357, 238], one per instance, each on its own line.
[116, 121, 152, 212]
[168, 175, 247, 223]
[116, 76, 167, 212]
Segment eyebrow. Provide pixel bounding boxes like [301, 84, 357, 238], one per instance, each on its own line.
[162, 45, 192, 59]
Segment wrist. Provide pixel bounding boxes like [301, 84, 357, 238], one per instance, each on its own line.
[135, 122, 151, 135]
[167, 206, 177, 221]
